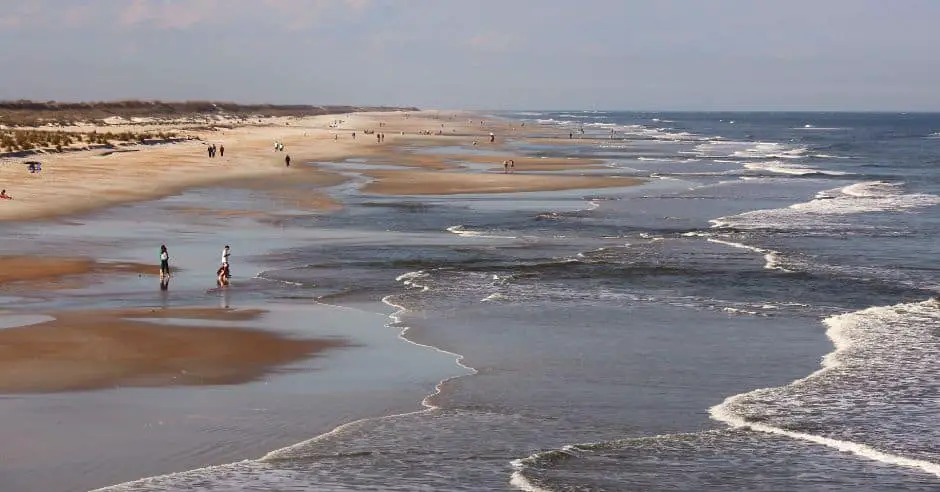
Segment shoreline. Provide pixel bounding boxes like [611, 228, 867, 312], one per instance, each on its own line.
[0, 110, 599, 223]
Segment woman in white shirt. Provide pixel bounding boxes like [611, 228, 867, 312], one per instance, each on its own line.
[160, 245, 170, 278]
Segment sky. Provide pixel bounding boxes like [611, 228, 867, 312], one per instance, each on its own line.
[1, 0, 938, 111]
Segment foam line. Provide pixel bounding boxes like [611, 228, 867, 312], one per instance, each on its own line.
[709, 299, 940, 478]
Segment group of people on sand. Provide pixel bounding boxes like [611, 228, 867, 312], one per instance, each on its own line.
[158, 244, 232, 289]
[207, 144, 223, 158]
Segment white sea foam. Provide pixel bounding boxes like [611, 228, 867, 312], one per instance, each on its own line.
[710, 299, 940, 477]
[693, 141, 807, 160]
[706, 238, 790, 272]
[743, 161, 848, 176]
[396, 270, 430, 292]
[446, 225, 517, 240]
[713, 181, 940, 231]
[480, 292, 508, 302]
[793, 126, 847, 131]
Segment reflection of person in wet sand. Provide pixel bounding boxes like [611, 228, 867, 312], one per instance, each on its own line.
[216, 263, 230, 286]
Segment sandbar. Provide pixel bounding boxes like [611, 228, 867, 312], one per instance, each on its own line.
[0, 255, 153, 290]
[360, 170, 642, 195]
[0, 307, 346, 393]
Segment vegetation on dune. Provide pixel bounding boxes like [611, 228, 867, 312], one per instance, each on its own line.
[0, 100, 419, 127]
[0, 129, 178, 153]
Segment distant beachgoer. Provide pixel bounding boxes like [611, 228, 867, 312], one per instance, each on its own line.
[285, 154, 291, 167]
[503, 160, 509, 173]
[489, 133, 495, 143]
[222, 245, 230, 268]
[207, 145, 213, 158]
[159, 244, 170, 278]
[219, 145, 225, 157]
[509, 159, 515, 173]
[334, 134, 338, 140]
[569, 132, 573, 139]
[377, 133, 381, 143]
[0, 189, 11, 200]
[352, 132, 356, 140]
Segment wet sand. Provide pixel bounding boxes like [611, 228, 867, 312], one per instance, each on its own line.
[360, 169, 642, 195]
[0, 307, 346, 393]
[0, 255, 153, 290]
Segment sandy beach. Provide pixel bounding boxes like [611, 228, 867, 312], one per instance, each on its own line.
[0, 108, 645, 492]
[0, 110, 621, 222]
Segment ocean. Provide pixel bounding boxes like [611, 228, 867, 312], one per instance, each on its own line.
[94, 111, 940, 491]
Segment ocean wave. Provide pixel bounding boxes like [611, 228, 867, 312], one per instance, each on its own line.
[446, 225, 518, 239]
[713, 181, 940, 231]
[810, 153, 854, 159]
[396, 270, 431, 292]
[742, 161, 849, 176]
[710, 298, 940, 477]
[793, 125, 848, 131]
[705, 237, 791, 272]
[692, 141, 808, 160]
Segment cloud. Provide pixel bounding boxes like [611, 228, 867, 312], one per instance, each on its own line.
[0, 0, 371, 31]
[0, 3, 40, 29]
[466, 33, 521, 53]
[118, 0, 231, 29]
[62, 4, 96, 27]
[111, 0, 369, 30]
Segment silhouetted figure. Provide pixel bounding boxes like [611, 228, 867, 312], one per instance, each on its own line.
[285, 155, 291, 167]
[219, 145, 224, 157]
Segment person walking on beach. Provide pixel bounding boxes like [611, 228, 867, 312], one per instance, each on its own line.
[285, 155, 291, 167]
[219, 145, 224, 157]
[207, 145, 213, 158]
[489, 132, 495, 143]
[159, 244, 170, 279]
[220, 245, 231, 277]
